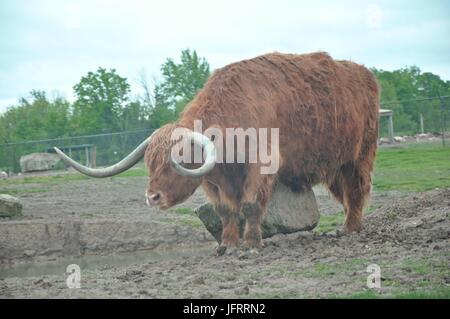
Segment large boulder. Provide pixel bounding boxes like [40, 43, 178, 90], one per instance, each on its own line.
[195, 183, 320, 243]
[19, 152, 61, 173]
[0, 194, 23, 217]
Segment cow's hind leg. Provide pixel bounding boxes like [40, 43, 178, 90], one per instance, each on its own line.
[340, 161, 372, 233]
[327, 172, 344, 206]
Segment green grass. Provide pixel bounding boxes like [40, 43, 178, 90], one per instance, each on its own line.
[170, 207, 196, 216]
[1, 143, 448, 194]
[0, 174, 88, 187]
[0, 167, 147, 189]
[163, 207, 203, 228]
[178, 218, 204, 228]
[0, 188, 48, 195]
[374, 143, 450, 192]
[113, 167, 147, 178]
[314, 205, 379, 233]
[314, 211, 345, 233]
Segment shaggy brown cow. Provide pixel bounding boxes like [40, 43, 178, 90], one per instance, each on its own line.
[55, 52, 379, 254]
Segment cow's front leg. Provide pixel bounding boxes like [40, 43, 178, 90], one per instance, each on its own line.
[240, 169, 276, 249]
[215, 204, 240, 255]
[241, 202, 263, 249]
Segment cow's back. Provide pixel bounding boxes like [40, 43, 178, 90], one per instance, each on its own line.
[181, 52, 380, 184]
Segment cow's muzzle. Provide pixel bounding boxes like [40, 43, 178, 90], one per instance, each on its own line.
[145, 191, 161, 206]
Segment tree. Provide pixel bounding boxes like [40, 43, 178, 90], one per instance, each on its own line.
[72, 67, 131, 134]
[0, 91, 71, 172]
[372, 66, 450, 135]
[0, 90, 70, 143]
[154, 49, 210, 121]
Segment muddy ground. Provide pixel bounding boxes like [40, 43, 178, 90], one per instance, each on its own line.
[0, 172, 449, 298]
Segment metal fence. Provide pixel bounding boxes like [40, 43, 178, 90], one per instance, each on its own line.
[1, 96, 449, 173]
[379, 96, 449, 146]
[0, 129, 155, 173]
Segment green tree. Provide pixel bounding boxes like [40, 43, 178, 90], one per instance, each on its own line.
[72, 67, 130, 134]
[0, 91, 71, 172]
[153, 49, 210, 123]
[0, 90, 70, 143]
[372, 66, 450, 135]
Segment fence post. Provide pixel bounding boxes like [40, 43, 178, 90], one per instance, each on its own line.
[419, 113, 424, 134]
[439, 95, 446, 147]
[92, 146, 97, 168]
[85, 146, 90, 167]
[388, 114, 395, 143]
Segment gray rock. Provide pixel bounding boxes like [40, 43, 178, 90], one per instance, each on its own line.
[195, 183, 320, 243]
[19, 152, 61, 173]
[0, 171, 8, 179]
[379, 137, 391, 145]
[0, 194, 23, 217]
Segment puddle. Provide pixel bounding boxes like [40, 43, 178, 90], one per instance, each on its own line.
[0, 244, 214, 279]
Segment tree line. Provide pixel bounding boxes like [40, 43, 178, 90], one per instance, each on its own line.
[1, 49, 449, 145]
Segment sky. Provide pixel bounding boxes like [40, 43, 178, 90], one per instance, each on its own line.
[1, 0, 449, 113]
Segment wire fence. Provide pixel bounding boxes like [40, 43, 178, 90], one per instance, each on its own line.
[0, 129, 155, 173]
[0, 96, 449, 173]
[379, 96, 449, 145]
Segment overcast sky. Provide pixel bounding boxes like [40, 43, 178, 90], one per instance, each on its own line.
[1, 0, 449, 113]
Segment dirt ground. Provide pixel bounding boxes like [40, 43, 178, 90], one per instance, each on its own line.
[0, 172, 449, 298]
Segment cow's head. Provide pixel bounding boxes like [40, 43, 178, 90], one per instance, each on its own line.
[54, 123, 216, 210]
[144, 124, 216, 209]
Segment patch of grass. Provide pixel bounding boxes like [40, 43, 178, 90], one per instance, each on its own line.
[315, 205, 379, 234]
[374, 143, 450, 192]
[0, 174, 88, 187]
[177, 217, 204, 228]
[314, 211, 345, 233]
[0, 166, 147, 189]
[114, 167, 147, 178]
[0, 188, 48, 195]
[164, 209, 203, 228]
[401, 257, 449, 276]
[170, 207, 196, 216]
[304, 259, 366, 278]
[277, 258, 366, 279]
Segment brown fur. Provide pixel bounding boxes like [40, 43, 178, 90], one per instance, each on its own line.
[145, 52, 379, 251]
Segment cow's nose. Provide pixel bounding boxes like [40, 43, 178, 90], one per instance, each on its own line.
[146, 191, 161, 206]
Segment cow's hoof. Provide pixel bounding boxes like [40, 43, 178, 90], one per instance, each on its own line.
[216, 245, 227, 256]
[216, 245, 241, 256]
[245, 248, 261, 257]
[243, 239, 263, 250]
[344, 222, 363, 234]
[234, 247, 261, 260]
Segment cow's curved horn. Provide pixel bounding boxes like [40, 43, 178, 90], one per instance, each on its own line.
[53, 130, 158, 178]
[170, 131, 216, 177]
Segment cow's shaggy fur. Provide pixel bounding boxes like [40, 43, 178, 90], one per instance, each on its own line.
[145, 52, 379, 252]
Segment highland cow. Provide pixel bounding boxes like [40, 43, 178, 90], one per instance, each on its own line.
[56, 52, 380, 255]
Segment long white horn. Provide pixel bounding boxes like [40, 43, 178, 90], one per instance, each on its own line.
[54, 130, 158, 178]
[170, 131, 216, 177]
